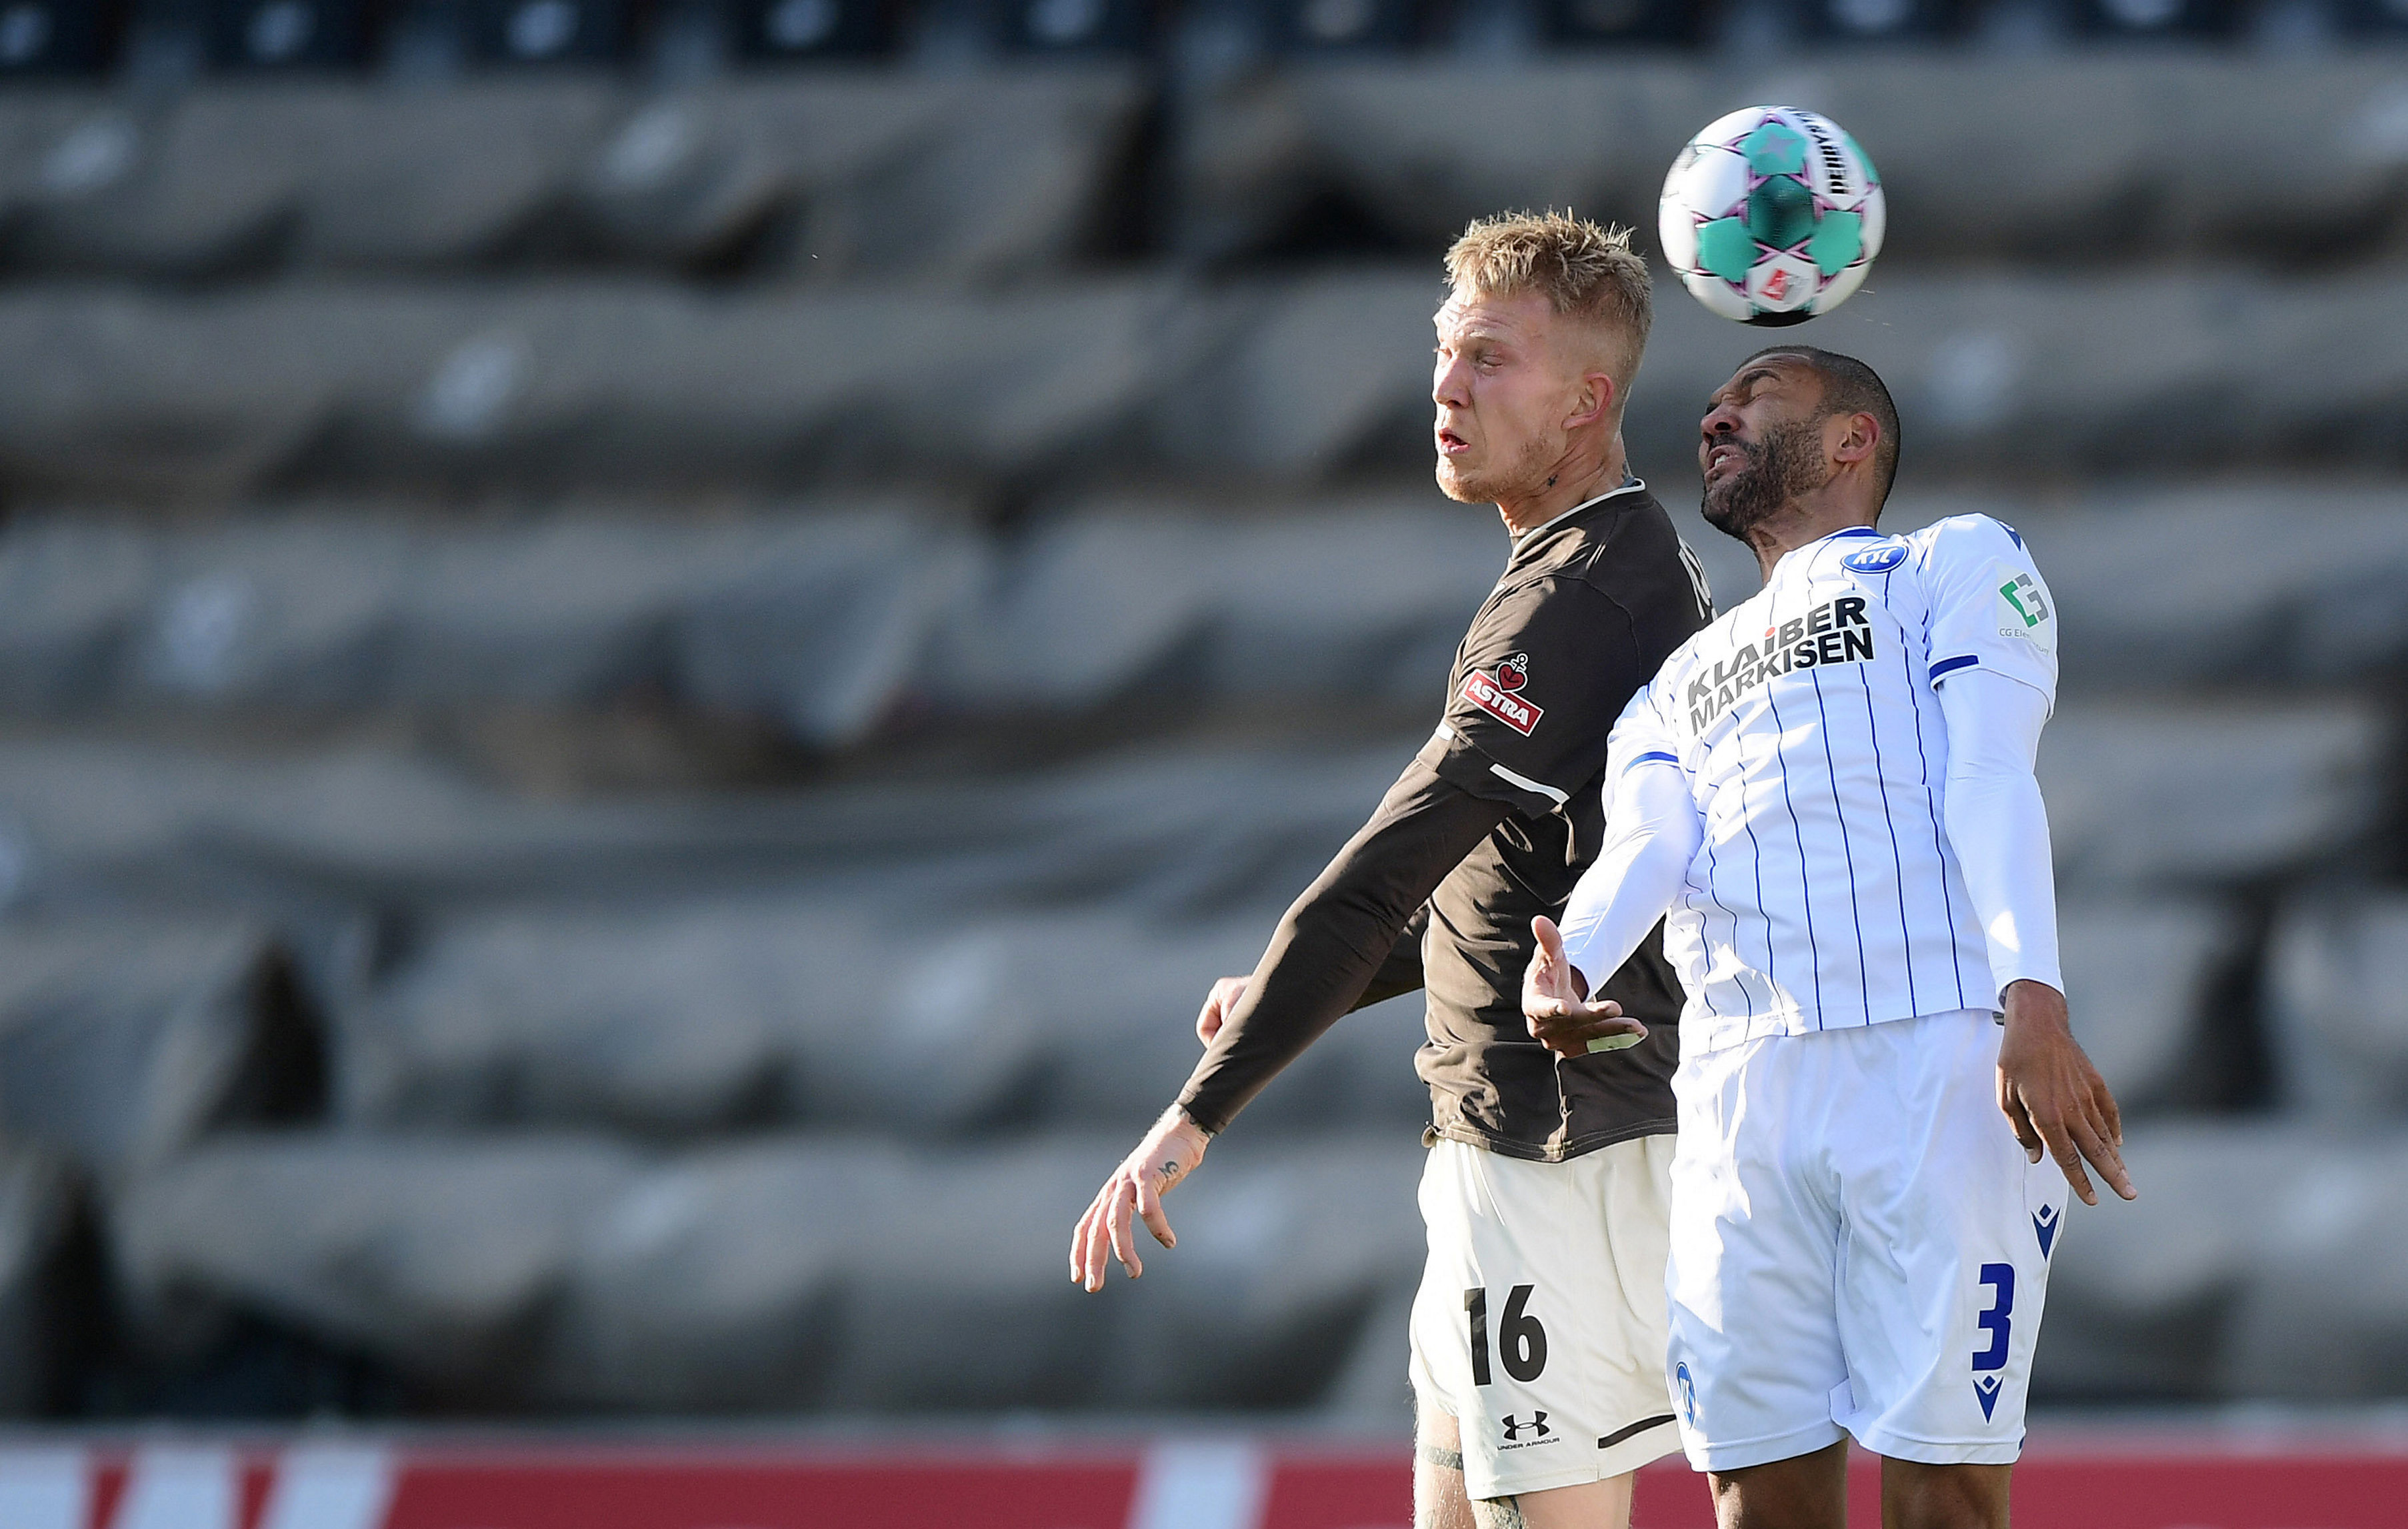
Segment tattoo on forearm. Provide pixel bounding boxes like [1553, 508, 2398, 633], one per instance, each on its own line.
[1469, 1494, 1527, 1529]
[1417, 1444, 1465, 1472]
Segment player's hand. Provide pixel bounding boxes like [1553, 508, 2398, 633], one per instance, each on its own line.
[1996, 980, 2135, 1208]
[1070, 1106, 1211, 1292]
[1195, 976, 1249, 1046]
[1523, 915, 1647, 1062]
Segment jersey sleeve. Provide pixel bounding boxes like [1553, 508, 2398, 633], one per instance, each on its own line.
[1429, 577, 1652, 819]
[1555, 683, 1701, 988]
[1916, 514, 2059, 708]
[1602, 675, 1684, 787]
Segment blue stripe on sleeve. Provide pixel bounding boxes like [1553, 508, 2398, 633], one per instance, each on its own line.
[1929, 654, 1979, 681]
[1631, 751, 1679, 766]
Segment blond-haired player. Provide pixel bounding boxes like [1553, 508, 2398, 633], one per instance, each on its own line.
[1071, 212, 1715, 1529]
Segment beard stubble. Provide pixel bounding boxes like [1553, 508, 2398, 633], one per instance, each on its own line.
[1701, 418, 1828, 543]
[1436, 428, 1559, 506]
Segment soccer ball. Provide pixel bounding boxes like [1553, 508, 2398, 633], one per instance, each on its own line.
[1659, 105, 1885, 326]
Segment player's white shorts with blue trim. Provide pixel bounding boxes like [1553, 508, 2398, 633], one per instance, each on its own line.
[1665, 1008, 2071, 1472]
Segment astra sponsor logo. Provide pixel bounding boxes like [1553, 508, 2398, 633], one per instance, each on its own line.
[1687, 595, 1875, 732]
[1463, 655, 1543, 736]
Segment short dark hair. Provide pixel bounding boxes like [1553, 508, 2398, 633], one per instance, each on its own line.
[1743, 345, 1900, 509]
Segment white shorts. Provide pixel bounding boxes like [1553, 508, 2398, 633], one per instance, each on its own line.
[1665, 1009, 2071, 1473]
[1408, 1134, 1683, 1501]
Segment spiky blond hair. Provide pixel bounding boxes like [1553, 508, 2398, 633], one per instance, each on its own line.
[1443, 210, 1653, 404]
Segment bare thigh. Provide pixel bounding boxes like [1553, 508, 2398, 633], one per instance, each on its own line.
[1709, 1440, 1848, 1529]
[1709, 1445, 2008, 1529]
[1880, 1458, 2008, 1529]
[1416, 1403, 1637, 1529]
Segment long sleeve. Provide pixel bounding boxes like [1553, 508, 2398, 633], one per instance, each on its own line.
[1935, 665, 2063, 1004]
[1555, 757, 1702, 994]
[1175, 759, 1510, 1134]
[1354, 904, 1431, 1011]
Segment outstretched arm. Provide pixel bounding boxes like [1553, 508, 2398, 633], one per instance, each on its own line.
[1523, 756, 1701, 1059]
[1070, 759, 1508, 1290]
[1936, 665, 2134, 1206]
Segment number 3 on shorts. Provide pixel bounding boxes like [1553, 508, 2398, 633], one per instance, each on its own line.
[1465, 1285, 1549, 1386]
[1972, 1263, 2015, 1371]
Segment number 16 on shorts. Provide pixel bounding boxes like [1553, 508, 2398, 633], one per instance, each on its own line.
[1466, 1284, 1548, 1385]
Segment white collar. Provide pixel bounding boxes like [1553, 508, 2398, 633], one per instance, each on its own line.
[1768, 522, 1883, 577]
[1515, 477, 1647, 541]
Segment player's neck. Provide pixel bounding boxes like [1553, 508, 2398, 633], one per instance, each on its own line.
[1745, 499, 1879, 580]
[1494, 438, 1629, 537]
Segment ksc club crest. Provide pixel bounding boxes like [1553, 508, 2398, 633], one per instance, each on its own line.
[1463, 653, 1543, 735]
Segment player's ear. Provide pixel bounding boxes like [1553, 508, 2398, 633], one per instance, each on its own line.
[1569, 370, 1617, 430]
[1830, 410, 1879, 466]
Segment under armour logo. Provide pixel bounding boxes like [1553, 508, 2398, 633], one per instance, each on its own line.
[1973, 1375, 2003, 1422]
[2032, 1204, 2060, 1258]
[1501, 1412, 1551, 1442]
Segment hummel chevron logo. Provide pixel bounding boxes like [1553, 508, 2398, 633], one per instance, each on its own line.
[2033, 1204, 2060, 1258]
[1973, 1375, 2003, 1422]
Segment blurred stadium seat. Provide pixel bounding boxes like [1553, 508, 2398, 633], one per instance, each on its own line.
[2068, 0, 2236, 35]
[2059, 896, 2240, 1114]
[991, 0, 1159, 53]
[730, 0, 899, 57]
[2040, 701, 2390, 886]
[469, 0, 629, 63]
[1263, 0, 1431, 53]
[0, 0, 128, 75]
[1801, 0, 1966, 41]
[204, 0, 375, 69]
[1539, 0, 1702, 44]
[2265, 896, 2408, 1122]
[0, 914, 311, 1178]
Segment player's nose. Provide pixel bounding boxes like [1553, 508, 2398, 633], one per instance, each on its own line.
[1433, 353, 1471, 409]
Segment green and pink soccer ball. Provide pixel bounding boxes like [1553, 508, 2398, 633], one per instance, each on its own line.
[1659, 105, 1884, 326]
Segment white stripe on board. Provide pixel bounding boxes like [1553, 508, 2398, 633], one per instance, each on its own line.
[0, 1448, 87, 1529]
[113, 1447, 237, 1529]
[1126, 1440, 1269, 1529]
[259, 1446, 395, 1529]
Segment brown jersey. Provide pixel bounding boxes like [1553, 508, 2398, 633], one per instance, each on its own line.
[1177, 484, 1714, 1162]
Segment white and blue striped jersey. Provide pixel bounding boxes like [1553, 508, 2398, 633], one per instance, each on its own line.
[1605, 515, 2058, 1054]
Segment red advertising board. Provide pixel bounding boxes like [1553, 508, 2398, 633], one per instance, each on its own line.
[3, 1424, 2404, 1529]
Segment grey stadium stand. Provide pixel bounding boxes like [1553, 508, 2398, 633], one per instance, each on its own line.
[2, 43, 2407, 1424]
[1176, 57, 2408, 263]
[332, 896, 1429, 1135]
[2037, 700, 2389, 886]
[2265, 896, 2408, 1122]
[19, 269, 2408, 502]
[2058, 896, 2241, 1115]
[109, 1131, 1426, 1410]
